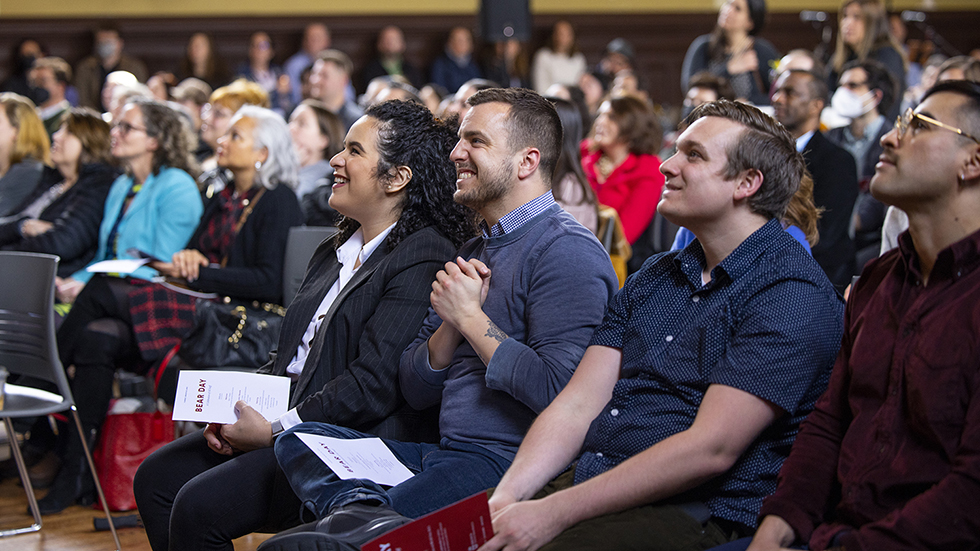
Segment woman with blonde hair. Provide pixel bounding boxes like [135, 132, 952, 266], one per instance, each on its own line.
[828, 0, 906, 119]
[0, 107, 119, 276]
[0, 92, 51, 216]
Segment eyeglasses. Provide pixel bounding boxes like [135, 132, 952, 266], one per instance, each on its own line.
[112, 121, 147, 136]
[894, 108, 980, 144]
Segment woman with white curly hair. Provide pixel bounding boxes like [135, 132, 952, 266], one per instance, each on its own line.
[41, 104, 302, 514]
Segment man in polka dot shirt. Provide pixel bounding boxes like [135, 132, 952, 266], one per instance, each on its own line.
[481, 100, 845, 551]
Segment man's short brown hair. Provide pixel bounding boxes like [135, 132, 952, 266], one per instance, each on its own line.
[316, 49, 354, 77]
[34, 57, 72, 85]
[466, 88, 562, 185]
[687, 100, 806, 221]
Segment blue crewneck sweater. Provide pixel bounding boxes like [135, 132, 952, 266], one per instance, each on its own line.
[401, 204, 618, 461]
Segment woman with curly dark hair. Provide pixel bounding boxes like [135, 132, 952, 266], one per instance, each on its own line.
[134, 99, 476, 551]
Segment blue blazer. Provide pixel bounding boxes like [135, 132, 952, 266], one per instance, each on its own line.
[73, 166, 203, 282]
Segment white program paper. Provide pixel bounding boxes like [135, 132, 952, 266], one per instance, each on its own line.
[172, 370, 290, 424]
[295, 433, 415, 487]
[86, 257, 150, 274]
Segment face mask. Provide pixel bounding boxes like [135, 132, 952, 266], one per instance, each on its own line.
[16, 54, 36, 73]
[96, 40, 118, 60]
[29, 86, 50, 106]
[831, 87, 875, 120]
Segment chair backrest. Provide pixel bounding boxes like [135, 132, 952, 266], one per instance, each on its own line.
[282, 226, 339, 307]
[0, 252, 72, 394]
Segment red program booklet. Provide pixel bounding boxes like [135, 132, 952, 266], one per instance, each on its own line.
[361, 491, 493, 551]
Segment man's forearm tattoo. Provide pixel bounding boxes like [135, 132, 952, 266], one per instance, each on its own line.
[485, 320, 508, 343]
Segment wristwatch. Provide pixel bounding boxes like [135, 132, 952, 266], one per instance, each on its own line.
[271, 418, 284, 438]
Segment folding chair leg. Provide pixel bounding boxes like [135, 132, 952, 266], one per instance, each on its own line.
[0, 418, 42, 537]
[70, 406, 122, 551]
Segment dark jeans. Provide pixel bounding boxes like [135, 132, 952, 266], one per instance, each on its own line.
[274, 422, 512, 520]
[133, 429, 303, 551]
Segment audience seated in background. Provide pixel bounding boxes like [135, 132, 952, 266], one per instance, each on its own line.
[1, 39, 46, 101]
[257, 88, 618, 551]
[531, 20, 587, 94]
[0, 92, 50, 218]
[774, 48, 825, 78]
[176, 32, 231, 91]
[581, 95, 665, 245]
[360, 26, 423, 91]
[288, 98, 344, 226]
[236, 31, 292, 116]
[198, 78, 269, 176]
[439, 77, 497, 119]
[682, 0, 779, 106]
[236, 32, 282, 95]
[482, 39, 530, 90]
[429, 27, 483, 96]
[773, 69, 859, 289]
[37, 97, 203, 514]
[549, 97, 598, 235]
[937, 55, 980, 83]
[478, 99, 843, 551]
[170, 77, 213, 161]
[134, 99, 478, 551]
[30, 57, 73, 138]
[683, 71, 736, 120]
[74, 22, 148, 111]
[309, 50, 364, 132]
[284, 23, 331, 106]
[827, 0, 907, 121]
[98, 70, 140, 120]
[0, 107, 118, 277]
[826, 59, 896, 269]
[730, 79, 980, 551]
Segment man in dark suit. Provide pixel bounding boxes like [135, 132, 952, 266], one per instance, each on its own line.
[773, 69, 859, 289]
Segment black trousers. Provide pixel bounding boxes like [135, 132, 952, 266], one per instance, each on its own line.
[56, 275, 141, 437]
[134, 430, 303, 551]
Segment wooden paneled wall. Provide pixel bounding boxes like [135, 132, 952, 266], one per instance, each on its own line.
[1, 12, 978, 106]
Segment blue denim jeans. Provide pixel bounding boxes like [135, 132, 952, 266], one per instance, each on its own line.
[274, 422, 512, 520]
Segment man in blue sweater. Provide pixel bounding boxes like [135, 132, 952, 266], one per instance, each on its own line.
[480, 100, 845, 551]
[259, 88, 619, 551]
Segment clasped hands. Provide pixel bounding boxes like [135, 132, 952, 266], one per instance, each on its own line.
[204, 401, 273, 455]
[151, 249, 210, 282]
[430, 257, 491, 330]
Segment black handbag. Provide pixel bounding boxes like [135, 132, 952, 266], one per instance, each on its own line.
[178, 298, 286, 368]
[175, 186, 284, 369]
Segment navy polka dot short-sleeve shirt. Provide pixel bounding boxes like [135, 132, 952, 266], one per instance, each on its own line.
[579, 218, 845, 529]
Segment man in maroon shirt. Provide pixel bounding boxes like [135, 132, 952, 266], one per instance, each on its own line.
[743, 80, 980, 551]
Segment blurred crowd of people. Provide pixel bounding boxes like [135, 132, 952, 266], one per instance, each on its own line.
[0, 0, 978, 539]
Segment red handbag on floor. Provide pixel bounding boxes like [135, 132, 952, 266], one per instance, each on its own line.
[92, 347, 177, 512]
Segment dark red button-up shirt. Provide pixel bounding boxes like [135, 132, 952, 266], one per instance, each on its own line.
[760, 227, 980, 551]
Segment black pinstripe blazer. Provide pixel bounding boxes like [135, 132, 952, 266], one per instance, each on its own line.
[265, 226, 453, 443]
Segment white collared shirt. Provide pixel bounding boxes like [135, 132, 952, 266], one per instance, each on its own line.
[795, 130, 815, 153]
[277, 223, 395, 430]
